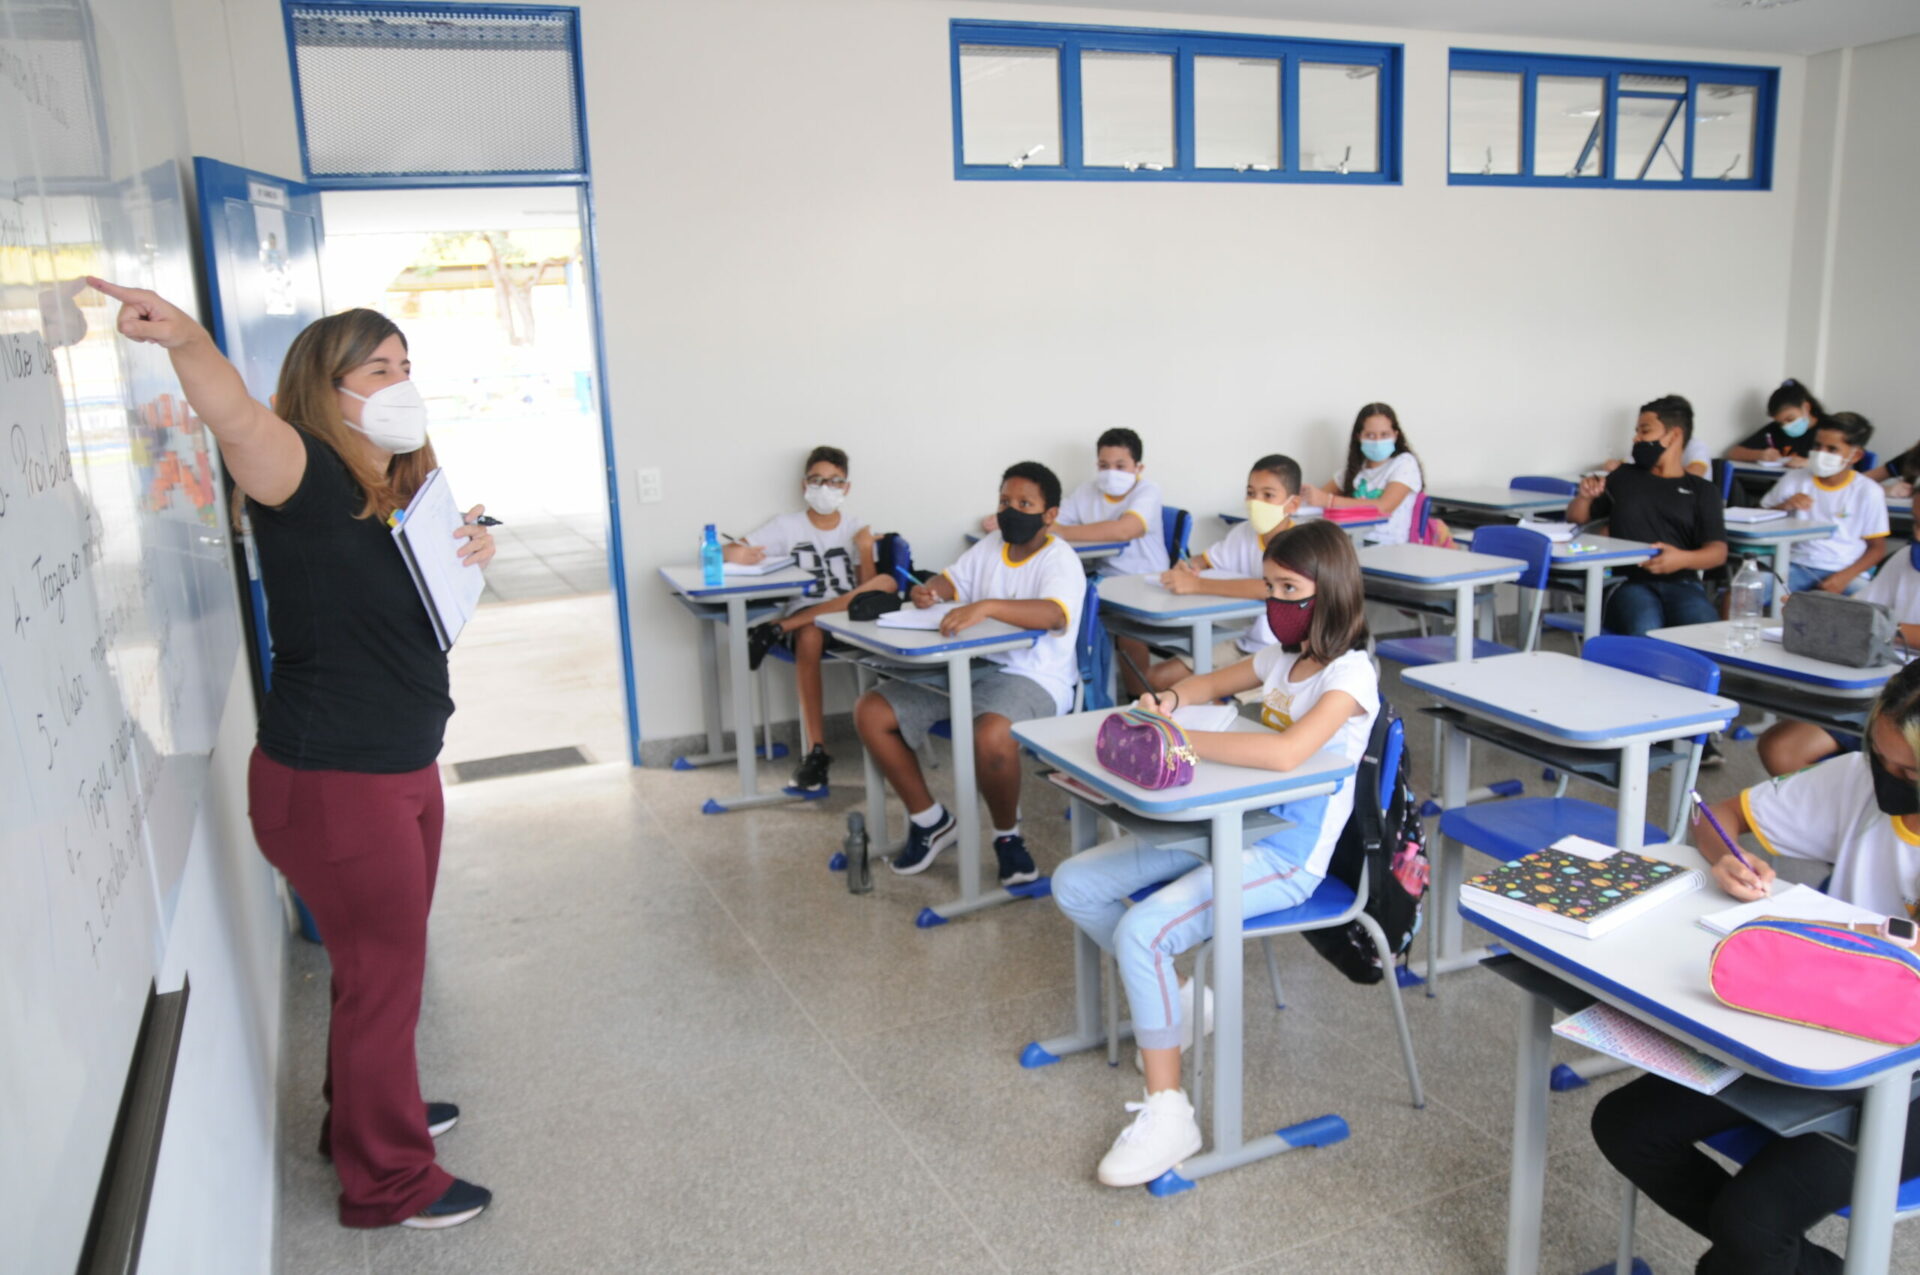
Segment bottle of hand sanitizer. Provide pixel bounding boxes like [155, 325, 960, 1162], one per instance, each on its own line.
[701, 524, 723, 588]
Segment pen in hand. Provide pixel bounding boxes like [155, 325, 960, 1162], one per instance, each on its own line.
[1690, 789, 1770, 895]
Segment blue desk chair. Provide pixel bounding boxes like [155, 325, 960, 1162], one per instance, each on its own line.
[1712, 459, 1736, 502]
[1376, 525, 1555, 790]
[1601, 1123, 1920, 1275]
[1511, 475, 1578, 497]
[1858, 448, 1879, 474]
[1424, 636, 1720, 988]
[1187, 714, 1426, 1122]
[1076, 576, 1113, 711]
[1162, 507, 1193, 564]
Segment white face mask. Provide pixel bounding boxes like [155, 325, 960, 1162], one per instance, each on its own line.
[340, 380, 428, 454]
[804, 483, 847, 515]
[1809, 451, 1850, 479]
[1095, 468, 1137, 498]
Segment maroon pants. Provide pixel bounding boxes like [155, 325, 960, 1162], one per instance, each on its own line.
[249, 747, 454, 1227]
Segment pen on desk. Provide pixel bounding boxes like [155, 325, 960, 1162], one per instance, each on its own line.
[1690, 789, 1769, 893]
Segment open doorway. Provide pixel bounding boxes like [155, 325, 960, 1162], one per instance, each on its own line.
[319, 186, 627, 772]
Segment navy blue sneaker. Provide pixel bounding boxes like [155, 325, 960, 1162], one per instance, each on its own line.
[994, 834, 1038, 887]
[890, 809, 957, 875]
[400, 1178, 492, 1230]
[426, 1102, 459, 1137]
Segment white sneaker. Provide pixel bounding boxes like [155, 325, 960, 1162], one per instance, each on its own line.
[1135, 980, 1214, 1073]
[1096, 1089, 1203, 1187]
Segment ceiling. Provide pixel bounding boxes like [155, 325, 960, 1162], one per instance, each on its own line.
[954, 0, 1920, 56]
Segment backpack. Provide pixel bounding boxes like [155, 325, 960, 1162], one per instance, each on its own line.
[1301, 701, 1431, 985]
[1406, 491, 1455, 549]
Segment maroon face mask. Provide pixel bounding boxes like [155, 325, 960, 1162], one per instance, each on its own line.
[1266, 595, 1314, 647]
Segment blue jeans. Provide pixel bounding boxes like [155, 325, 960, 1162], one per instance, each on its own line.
[1051, 797, 1325, 1050]
[1603, 577, 1719, 637]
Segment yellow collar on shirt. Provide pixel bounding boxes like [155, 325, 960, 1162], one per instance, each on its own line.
[1000, 535, 1054, 568]
[1813, 469, 1858, 493]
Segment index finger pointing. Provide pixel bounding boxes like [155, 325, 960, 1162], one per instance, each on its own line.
[85, 276, 148, 305]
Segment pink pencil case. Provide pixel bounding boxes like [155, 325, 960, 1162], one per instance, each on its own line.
[1708, 919, 1920, 1047]
[1095, 708, 1196, 790]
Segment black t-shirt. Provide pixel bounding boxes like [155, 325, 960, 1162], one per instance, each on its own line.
[251, 432, 452, 772]
[1736, 421, 1815, 458]
[1577, 466, 1727, 583]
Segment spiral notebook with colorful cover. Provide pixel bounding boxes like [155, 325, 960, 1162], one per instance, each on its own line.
[1460, 847, 1702, 939]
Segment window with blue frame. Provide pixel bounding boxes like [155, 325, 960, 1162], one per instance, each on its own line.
[1448, 49, 1776, 189]
[951, 20, 1402, 183]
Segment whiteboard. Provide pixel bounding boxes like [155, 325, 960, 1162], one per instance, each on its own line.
[0, 0, 244, 1267]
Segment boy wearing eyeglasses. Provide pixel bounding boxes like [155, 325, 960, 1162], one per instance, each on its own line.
[730, 446, 894, 793]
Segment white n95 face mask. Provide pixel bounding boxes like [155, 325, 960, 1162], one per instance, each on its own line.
[1096, 468, 1137, 498]
[1808, 451, 1849, 479]
[804, 483, 846, 515]
[340, 380, 429, 454]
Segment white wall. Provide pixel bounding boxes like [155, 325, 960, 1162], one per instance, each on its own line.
[169, 0, 1811, 744]
[1789, 34, 1920, 446]
[141, 658, 284, 1275]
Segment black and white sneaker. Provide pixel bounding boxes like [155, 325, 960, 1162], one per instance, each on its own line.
[890, 810, 957, 875]
[747, 621, 784, 672]
[1700, 738, 1725, 770]
[994, 834, 1039, 887]
[399, 1178, 492, 1230]
[426, 1102, 459, 1138]
[791, 744, 832, 792]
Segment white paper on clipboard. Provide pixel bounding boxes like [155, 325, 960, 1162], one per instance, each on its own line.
[391, 469, 485, 650]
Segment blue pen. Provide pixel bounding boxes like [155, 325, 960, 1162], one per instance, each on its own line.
[1690, 789, 1769, 893]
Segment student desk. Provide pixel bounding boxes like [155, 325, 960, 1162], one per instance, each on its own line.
[1648, 620, 1899, 737]
[660, 564, 820, 813]
[815, 614, 1042, 927]
[1011, 713, 1357, 1192]
[1457, 531, 1657, 641]
[1356, 543, 1528, 662]
[1095, 573, 1263, 679]
[1403, 651, 1737, 979]
[1726, 517, 1838, 618]
[1463, 841, 1920, 1275]
[1424, 486, 1569, 521]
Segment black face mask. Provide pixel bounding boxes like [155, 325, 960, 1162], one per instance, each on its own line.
[1868, 745, 1920, 818]
[997, 507, 1047, 547]
[1630, 439, 1666, 470]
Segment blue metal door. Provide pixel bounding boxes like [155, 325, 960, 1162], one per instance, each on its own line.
[192, 158, 327, 701]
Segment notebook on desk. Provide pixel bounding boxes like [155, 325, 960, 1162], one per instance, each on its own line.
[1461, 845, 1701, 938]
[1726, 507, 1789, 525]
[875, 602, 956, 630]
[1697, 883, 1882, 937]
[722, 554, 796, 576]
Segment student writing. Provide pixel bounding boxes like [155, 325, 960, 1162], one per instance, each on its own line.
[1592, 661, 1920, 1275]
[1755, 411, 1888, 599]
[732, 446, 895, 793]
[1727, 377, 1824, 466]
[1052, 521, 1378, 1188]
[856, 462, 1082, 888]
[1138, 454, 1303, 693]
[1567, 396, 1727, 636]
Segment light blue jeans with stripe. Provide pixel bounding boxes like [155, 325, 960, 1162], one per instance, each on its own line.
[1051, 795, 1327, 1051]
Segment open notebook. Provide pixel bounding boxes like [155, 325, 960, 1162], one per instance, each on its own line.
[722, 554, 796, 576]
[1726, 507, 1789, 524]
[1697, 882, 1883, 937]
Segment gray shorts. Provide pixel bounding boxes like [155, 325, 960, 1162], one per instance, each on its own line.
[876, 668, 1059, 755]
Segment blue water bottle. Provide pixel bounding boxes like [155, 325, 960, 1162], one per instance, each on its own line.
[700, 523, 723, 587]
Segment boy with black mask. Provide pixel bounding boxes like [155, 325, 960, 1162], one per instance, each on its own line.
[852, 462, 1083, 888]
[1567, 395, 1728, 636]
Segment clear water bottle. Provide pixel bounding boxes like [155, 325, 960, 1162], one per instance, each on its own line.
[1728, 558, 1766, 651]
[700, 523, 724, 587]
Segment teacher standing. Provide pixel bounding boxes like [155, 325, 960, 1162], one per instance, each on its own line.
[90, 278, 494, 1230]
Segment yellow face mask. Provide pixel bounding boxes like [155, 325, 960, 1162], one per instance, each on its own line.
[1245, 497, 1294, 537]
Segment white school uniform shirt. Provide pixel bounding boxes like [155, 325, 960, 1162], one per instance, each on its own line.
[1339, 452, 1424, 546]
[940, 532, 1085, 713]
[1682, 438, 1713, 474]
[1742, 753, 1920, 919]
[1758, 469, 1890, 573]
[1057, 476, 1169, 578]
[746, 509, 869, 613]
[1862, 545, 1920, 621]
[1200, 519, 1275, 653]
[1248, 645, 1381, 878]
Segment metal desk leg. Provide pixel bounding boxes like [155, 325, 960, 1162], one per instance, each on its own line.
[920, 654, 1028, 924]
[1767, 546, 1788, 619]
[1582, 564, 1604, 640]
[1023, 796, 1112, 1065]
[1613, 740, 1649, 856]
[1843, 1067, 1913, 1274]
[1428, 719, 1479, 982]
[700, 596, 801, 813]
[1191, 617, 1215, 676]
[859, 664, 887, 850]
[673, 614, 737, 767]
[1454, 584, 1476, 661]
[1506, 991, 1553, 1275]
